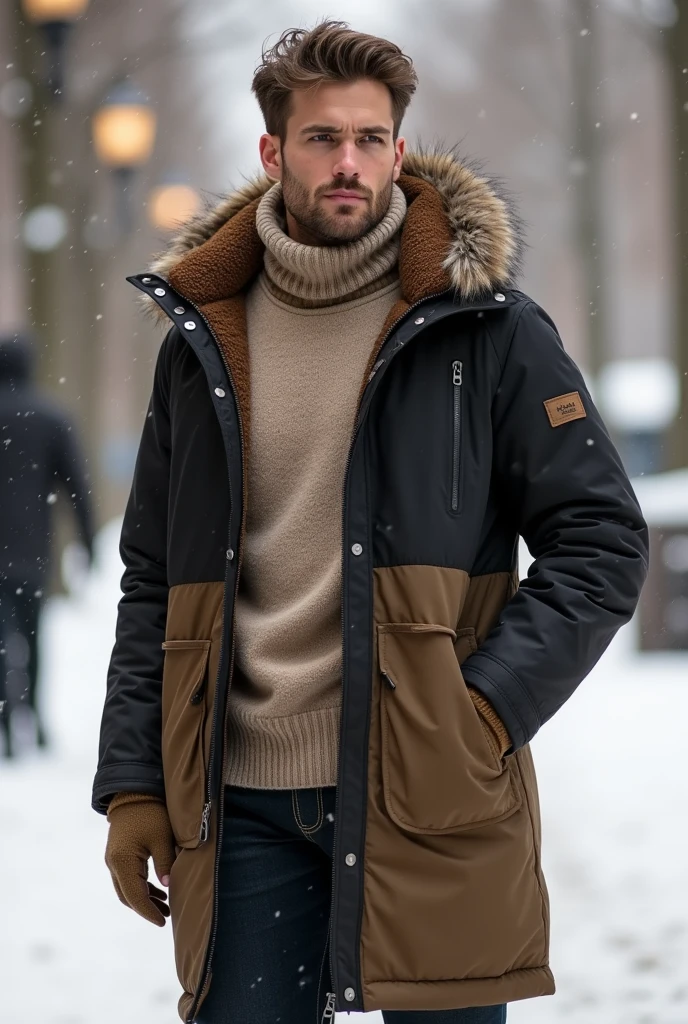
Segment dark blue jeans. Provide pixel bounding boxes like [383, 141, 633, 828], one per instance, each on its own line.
[195, 785, 507, 1024]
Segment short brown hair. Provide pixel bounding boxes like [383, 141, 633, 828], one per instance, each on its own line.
[252, 21, 417, 141]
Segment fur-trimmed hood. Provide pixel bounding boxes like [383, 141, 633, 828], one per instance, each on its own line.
[140, 147, 525, 322]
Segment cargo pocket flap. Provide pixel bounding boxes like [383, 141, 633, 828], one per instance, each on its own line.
[377, 622, 521, 835]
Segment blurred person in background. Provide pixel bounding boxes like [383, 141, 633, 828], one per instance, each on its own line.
[0, 332, 94, 758]
[92, 21, 648, 1024]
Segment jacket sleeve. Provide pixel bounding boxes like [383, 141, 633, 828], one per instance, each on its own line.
[461, 301, 649, 751]
[92, 330, 174, 814]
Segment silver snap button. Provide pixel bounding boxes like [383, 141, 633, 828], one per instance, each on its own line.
[226, 548, 234, 561]
[344, 988, 356, 1002]
[142, 276, 152, 284]
[215, 387, 226, 398]
[345, 853, 356, 866]
[184, 321, 196, 330]
[174, 306, 185, 315]
[414, 316, 425, 325]
[154, 287, 166, 296]
[494, 293, 506, 302]
[351, 543, 363, 556]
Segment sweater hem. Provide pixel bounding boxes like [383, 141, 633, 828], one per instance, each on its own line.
[225, 702, 342, 789]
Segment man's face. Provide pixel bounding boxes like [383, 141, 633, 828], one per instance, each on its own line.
[259, 79, 405, 246]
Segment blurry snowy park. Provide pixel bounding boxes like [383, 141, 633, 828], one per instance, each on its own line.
[1, 515, 687, 1024]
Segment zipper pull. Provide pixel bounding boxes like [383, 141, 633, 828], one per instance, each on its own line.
[189, 682, 206, 705]
[382, 671, 396, 690]
[321, 992, 336, 1021]
[367, 357, 385, 383]
[452, 360, 463, 386]
[199, 801, 211, 843]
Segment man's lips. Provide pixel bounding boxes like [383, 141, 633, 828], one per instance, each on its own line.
[324, 191, 367, 201]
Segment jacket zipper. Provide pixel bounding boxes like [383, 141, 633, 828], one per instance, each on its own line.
[321, 991, 336, 1021]
[327, 289, 449, 1010]
[451, 359, 463, 513]
[181, 300, 246, 1022]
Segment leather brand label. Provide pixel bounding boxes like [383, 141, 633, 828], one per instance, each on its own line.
[543, 391, 586, 427]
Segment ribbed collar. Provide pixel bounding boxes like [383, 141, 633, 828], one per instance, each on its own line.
[255, 181, 407, 308]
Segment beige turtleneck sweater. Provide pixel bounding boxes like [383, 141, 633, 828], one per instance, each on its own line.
[224, 182, 407, 789]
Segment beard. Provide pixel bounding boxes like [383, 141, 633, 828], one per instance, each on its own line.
[281, 159, 393, 246]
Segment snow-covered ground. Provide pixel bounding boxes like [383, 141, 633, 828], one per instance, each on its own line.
[1, 520, 687, 1024]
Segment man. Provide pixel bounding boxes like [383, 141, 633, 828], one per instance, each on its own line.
[0, 332, 93, 757]
[92, 21, 648, 1024]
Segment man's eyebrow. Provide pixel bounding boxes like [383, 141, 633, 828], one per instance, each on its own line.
[298, 124, 392, 136]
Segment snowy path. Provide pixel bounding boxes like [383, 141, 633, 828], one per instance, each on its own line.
[1, 522, 687, 1023]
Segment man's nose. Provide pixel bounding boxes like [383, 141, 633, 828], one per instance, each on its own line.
[332, 141, 361, 180]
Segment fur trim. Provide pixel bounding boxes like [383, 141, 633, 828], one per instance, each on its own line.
[402, 145, 525, 299]
[140, 146, 525, 321]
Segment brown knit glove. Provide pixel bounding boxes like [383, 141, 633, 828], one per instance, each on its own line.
[105, 792, 176, 927]
[468, 688, 512, 759]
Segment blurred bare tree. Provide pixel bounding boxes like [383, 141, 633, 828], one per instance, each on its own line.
[667, 4, 688, 467]
[569, 0, 607, 380]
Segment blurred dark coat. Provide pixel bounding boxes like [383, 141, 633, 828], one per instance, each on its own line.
[0, 335, 94, 593]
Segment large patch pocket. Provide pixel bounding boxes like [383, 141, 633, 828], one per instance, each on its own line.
[378, 623, 521, 834]
[161, 639, 211, 848]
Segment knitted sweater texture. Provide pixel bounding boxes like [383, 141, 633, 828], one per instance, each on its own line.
[225, 183, 407, 788]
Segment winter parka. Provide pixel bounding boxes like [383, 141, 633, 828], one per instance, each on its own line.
[92, 148, 648, 1020]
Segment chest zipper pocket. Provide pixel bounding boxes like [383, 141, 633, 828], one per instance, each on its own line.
[450, 360, 463, 514]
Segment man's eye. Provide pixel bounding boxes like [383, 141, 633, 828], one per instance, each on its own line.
[310, 135, 332, 142]
[362, 136, 384, 144]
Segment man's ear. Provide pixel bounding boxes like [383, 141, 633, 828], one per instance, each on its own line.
[392, 136, 405, 182]
[259, 134, 282, 181]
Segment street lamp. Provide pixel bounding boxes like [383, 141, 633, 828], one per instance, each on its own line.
[21, 0, 90, 98]
[148, 175, 202, 233]
[92, 81, 157, 234]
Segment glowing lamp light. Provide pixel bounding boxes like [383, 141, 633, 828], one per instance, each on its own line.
[21, 0, 89, 23]
[148, 182, 202, 232]
[92, 82, 157, 171]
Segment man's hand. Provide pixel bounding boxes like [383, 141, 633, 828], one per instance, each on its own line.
[105, 793, 176, 926]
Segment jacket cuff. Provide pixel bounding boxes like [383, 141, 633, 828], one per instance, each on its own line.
[461, 651, 540, 751]
[92, 762, 165, 816]
[467, 688, 512, 756]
